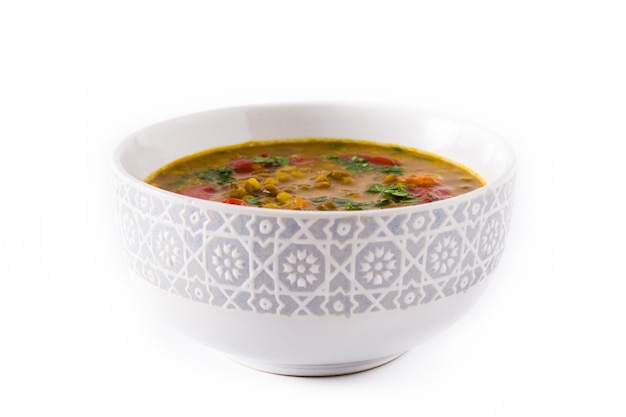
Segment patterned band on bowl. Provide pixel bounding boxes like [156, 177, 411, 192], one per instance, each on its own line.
[114, 174, 515, 317]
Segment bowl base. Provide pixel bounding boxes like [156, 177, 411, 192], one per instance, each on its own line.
[226, 352, 405, 377]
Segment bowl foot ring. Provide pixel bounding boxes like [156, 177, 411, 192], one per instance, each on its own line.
[226, 352, 405, 377]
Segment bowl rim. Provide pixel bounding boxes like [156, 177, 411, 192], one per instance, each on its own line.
[112, 101, 517, 218]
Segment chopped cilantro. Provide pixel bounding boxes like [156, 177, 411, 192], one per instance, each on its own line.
[348, 155, 371, 171]
[343, 199, 374, 210]
[308, 196, 373, 210]
[345, 202, 364, 211]
[366, 184, 412, 197]
[382, 165, 405, 174]
[309, 196, 329, 203]
[322, 155, 372, 172]
[197, 166, 235, 185]
[321, 155, 344, 163]
[375, 198, 393, 207]
[367, 183, 420, 204]
[251, 155, 290, 167]
[322, 154, 404, 174]
[243, 196, 264, 206]
[366, 183, 385, 193]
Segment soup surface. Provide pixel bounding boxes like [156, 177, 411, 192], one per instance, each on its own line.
[145, 139, 485, 211]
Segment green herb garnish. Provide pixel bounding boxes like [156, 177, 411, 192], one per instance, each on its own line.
[322, 155, 404, 174]
[322, 155, 372, 172]
[345, 202, 365, 211]
[382, 165, 405, 174]
[197, 166, 236, 185]
[243, 196, 265, 206]
[308, 196, 373, 210]
[343, 199, 374, 210]
[367, 183, 420, 204]
[251, 155, 290, 167]
[367, 184, 409, 197]
[375, 198, 393, 207]
[309, 196, 330, 203]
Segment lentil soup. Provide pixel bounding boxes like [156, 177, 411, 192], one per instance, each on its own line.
[145, 139, 485, 211]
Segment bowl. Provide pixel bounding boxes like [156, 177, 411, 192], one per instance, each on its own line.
[112, 103, 516, 376]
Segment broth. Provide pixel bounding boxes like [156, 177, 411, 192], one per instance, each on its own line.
[145, 138, 485, 211]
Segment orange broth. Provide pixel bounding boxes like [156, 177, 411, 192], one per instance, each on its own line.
[145, 139, 485, 211]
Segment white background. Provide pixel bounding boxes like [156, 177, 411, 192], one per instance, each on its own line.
[1, 1, 624, 416]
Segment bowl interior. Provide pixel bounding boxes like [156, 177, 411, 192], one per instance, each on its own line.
[115, 103, 515, 188]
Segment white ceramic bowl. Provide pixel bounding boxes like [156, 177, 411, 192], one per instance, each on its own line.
[112, 103, 516, 376]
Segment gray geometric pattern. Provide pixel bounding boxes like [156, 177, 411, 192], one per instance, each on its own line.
[113, 172, 515, 317]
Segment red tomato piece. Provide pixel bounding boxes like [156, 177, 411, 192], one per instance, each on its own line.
[229, 159, 256, 173]
[290, 156, 316, 165]
[178, 185, 217, 200]
[360, 155, 398, 166]
[430, 186, 452, 199]
[410, 186, 452, 203]
[222, 198, 249, 206]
